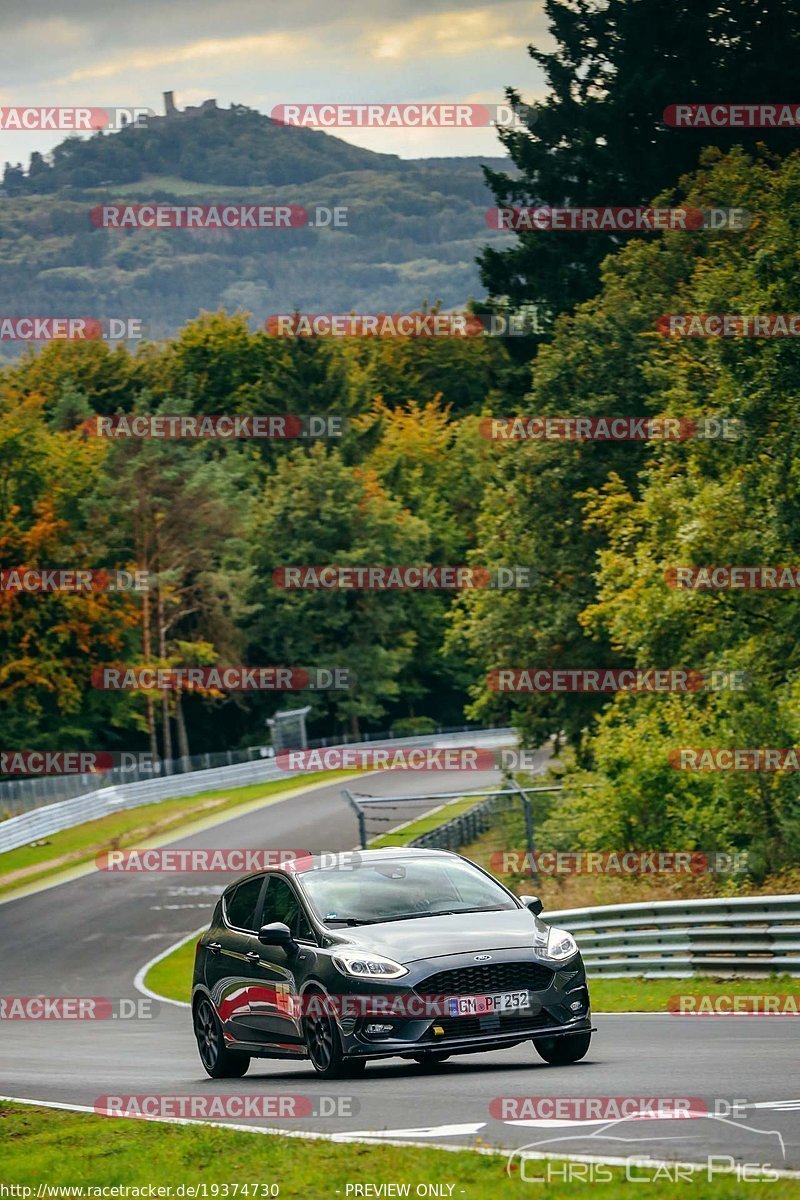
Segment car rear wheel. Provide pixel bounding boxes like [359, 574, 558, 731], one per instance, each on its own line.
[412, 1053, 450, 1069]
[193, 996, 250, 1078]
[304, 1003, 366, 1079]
[533, 1031, 591, 1065]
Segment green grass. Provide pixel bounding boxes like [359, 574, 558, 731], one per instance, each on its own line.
[1, 1103, 795, 1198]
[588, 973, 799, 1012]
[0, 770, 360, 900]
[369, 795, 482, 848]
[146, 935, 197, 1003]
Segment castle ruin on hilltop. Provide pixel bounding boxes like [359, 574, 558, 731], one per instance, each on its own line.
[160, 91, 218, 119]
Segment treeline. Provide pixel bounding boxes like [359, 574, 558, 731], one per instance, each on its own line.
[5, 147, 799, 875]
[0, 316, 527, 761]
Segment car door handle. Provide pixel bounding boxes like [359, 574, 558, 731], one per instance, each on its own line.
[208, 942, 222, 954]
[246, 951, 261, 962]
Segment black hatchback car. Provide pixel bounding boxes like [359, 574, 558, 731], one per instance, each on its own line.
[192, 848, 592, 1078]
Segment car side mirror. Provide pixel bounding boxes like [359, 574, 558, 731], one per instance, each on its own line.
[520, 895, 544, 916]
[258, 921, 296, 950]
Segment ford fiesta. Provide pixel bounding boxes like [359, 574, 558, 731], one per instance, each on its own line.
[192, 848, 592, 1078]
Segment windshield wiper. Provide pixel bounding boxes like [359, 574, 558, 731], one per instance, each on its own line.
[351, 905, 510, 925]
[323, 917, 369, 926]
[438, 904, 510, 915]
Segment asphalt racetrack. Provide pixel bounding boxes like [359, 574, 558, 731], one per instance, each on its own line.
[1, 760, 798, 1174]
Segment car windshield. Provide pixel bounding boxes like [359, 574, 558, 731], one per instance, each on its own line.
[299, 857, 517, 924]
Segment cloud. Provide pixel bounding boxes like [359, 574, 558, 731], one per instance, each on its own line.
[369, 5, 533, 61]
[58, 32, 309, 84]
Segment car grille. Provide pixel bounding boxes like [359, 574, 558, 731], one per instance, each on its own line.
[433, 1010, 557, 1039]
[417, 961, 554, 996]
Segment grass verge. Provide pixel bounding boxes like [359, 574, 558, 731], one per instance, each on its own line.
[145, 935, 197, 1004]
[587, 973, 798, 1012]
[369, 794, 481, 848]
[1, 1102, 794, 1198]
[0, 770, 359, 901]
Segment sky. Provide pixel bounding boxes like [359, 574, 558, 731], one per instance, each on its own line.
[0, 0, 552, 167]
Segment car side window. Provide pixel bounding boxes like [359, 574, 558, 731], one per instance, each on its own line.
[224, 877, 264, 931]
[260, 876, 314, 941]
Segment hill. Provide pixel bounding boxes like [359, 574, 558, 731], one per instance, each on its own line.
[0, 102, 513, 355]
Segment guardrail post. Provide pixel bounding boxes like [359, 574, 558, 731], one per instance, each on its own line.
[341, 788, 367, 849]
[513, 781, 539, 886]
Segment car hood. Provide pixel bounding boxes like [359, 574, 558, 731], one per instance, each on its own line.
[330, 907, 548, 965]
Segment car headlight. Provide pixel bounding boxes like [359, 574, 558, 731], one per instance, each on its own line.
[332, 950, 408, 979]
[538, 926, 579, 962]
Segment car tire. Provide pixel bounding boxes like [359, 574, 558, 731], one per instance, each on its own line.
[303, 998, 366, 1079]
[533, 1031, 591, 1065]
[193, 996, 250, 1078]
[412, 1054, 450, 1069]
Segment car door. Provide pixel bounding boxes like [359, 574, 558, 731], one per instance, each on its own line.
[245, 873, 317, 1046]
[204, 874, 267, 1043]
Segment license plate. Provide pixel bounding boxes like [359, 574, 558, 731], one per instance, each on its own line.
[448, 990, 531, 1017]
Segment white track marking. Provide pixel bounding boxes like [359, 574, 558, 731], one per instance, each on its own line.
[3, 1095, 799, 1176]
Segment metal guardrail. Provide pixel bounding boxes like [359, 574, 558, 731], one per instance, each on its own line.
[0, 745, 277, 813]
[0, 722, 496, 815]
[0, 727, 511, 856]
[547, 894, 800, 978]
[408, 789, 513, 851]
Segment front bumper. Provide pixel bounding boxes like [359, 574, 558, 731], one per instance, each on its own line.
[333, 948, 591, 1060]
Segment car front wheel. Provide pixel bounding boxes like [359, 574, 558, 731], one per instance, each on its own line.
[533, 1031, 591, 1065]
[193, 996, 250, 1078]
[303, 1001, 366, 1079]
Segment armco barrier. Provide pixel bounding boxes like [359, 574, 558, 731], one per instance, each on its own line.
[409, 789, 515, 851]
[0, 727, 512, 855]
[547, 894, 800, 978]
[0, 722, 501, 814]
